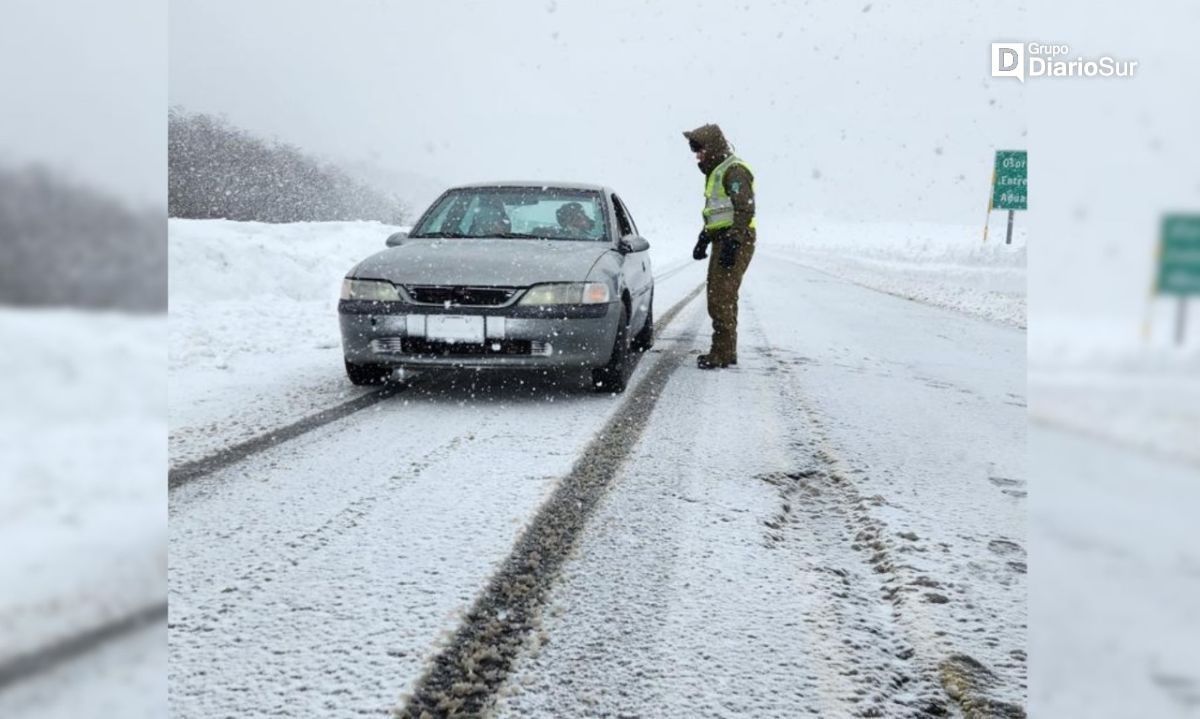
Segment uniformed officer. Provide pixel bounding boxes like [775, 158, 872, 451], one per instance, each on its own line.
[683, 123, 756, 369]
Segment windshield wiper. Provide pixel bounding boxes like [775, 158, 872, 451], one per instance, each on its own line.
[491, 232, 552, 240]
[411, 231, 466, 238]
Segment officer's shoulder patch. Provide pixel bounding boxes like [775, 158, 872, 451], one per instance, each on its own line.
[730, 180, 742, 194]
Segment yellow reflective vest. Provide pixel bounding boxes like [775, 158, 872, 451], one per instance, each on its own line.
[703, 155, 756, 231]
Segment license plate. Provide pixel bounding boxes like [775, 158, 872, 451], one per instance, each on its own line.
[425, 315, 485, 344]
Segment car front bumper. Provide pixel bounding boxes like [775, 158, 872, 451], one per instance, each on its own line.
[338, 300, 621, 370]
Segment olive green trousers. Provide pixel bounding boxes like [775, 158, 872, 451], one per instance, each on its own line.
[705, 237, 755, 363]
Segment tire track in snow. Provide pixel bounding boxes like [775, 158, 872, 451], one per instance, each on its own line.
[651, 258, 696, 285]
[168, 382, 410, 490]
[0, 602, 165, 693]
[169, 266, 701, 491]
[169, 431, 478, 628]
[741, 300, 1025, 718]
[397, 281, 705, 718]
[740, 301, 952, 717]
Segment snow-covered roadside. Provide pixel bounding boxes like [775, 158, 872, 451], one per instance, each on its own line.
[168, 219, 403, 374]
[0, 309, 165, 680]
[761, 220, 1026, 328]
[1029, 315, 1200, 465]
[1029, 371, 1200, 466]
[168, 220, 403, 465]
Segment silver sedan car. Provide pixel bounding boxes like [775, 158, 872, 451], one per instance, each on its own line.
[339, 182, 654, 392]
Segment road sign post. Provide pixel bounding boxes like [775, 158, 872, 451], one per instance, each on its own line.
[1178, 297, 1189, 346]
[985, 150, 1026, 243]
[1149, 214, 1200, 345]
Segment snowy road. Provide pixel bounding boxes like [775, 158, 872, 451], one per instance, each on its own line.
[1029, 423, 1200, 718]
[169, 248, 1025, 717]
[489, 251, 1026, 718]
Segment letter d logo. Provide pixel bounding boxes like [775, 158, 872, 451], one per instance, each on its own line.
[991, 43, 1025, 82]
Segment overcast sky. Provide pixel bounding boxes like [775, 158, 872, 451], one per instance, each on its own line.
[1, 0, 165, 207]
[169, 0, 1027, 230]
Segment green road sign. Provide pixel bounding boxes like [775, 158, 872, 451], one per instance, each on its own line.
[1157, 214, 1200, 296]
[992, 150, 1027, 210]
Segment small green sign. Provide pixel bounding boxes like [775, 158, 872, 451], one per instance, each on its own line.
[1156, 214, 1200, 296]
[992, 150, 1027, 211]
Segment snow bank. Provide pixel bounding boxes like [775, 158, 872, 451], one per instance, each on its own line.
[0, 309, 165, 665]
[1031, 313, 1200, 373]
[168, 220, 415, 465]
[1029, 313, 1199, 464]
[762, 219, 1026, 327]
[169, 219, 404, 370]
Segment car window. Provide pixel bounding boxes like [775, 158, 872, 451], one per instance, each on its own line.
[615, 195, 639, 236]
[611, 194, 634, 237]
[412, 188, 610, 240]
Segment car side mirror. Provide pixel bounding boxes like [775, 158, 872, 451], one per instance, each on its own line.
[386, 230, 409, 247]
[619, 235, 650, 254]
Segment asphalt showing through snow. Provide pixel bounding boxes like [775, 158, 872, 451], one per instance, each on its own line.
[167, 384, 406, 489]
[398, 281, 705, 717]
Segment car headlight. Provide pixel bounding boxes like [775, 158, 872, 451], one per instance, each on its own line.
[519, 282, 611, 305]
[341, 278, 402, 301]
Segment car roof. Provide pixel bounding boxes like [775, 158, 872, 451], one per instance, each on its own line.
[451, 180, 612, 194]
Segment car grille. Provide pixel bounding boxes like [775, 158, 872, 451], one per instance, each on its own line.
[404, 285, 519, 307]
[370, 337, 553, 357]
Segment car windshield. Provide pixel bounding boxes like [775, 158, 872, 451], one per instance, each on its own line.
[411, 187, 609, 241]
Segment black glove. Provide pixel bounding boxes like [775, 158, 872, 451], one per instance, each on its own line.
[718, 236, 741, 269]
[692, 231, 710, 260]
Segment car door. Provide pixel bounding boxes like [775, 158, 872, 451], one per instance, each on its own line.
[611, 193, 652, 326]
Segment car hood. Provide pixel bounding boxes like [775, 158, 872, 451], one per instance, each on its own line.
[350, 238, 612, 287]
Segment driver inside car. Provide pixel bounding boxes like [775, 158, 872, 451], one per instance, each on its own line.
[555, 201, 596, 238]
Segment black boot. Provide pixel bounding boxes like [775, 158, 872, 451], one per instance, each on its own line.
[697, 354, 731, 370]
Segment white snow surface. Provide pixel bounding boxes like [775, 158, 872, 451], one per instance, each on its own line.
[169, 219, 1026, 716]
[496, 254, 1027, 717]
[763, 219, 1027, 328]
[168, 221, 705, 716]
[0, 308, 165, 714]
[1027, 319, 1200, 716]
[1029, 423, 1199, 718]
[169, 220, 407, 466]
